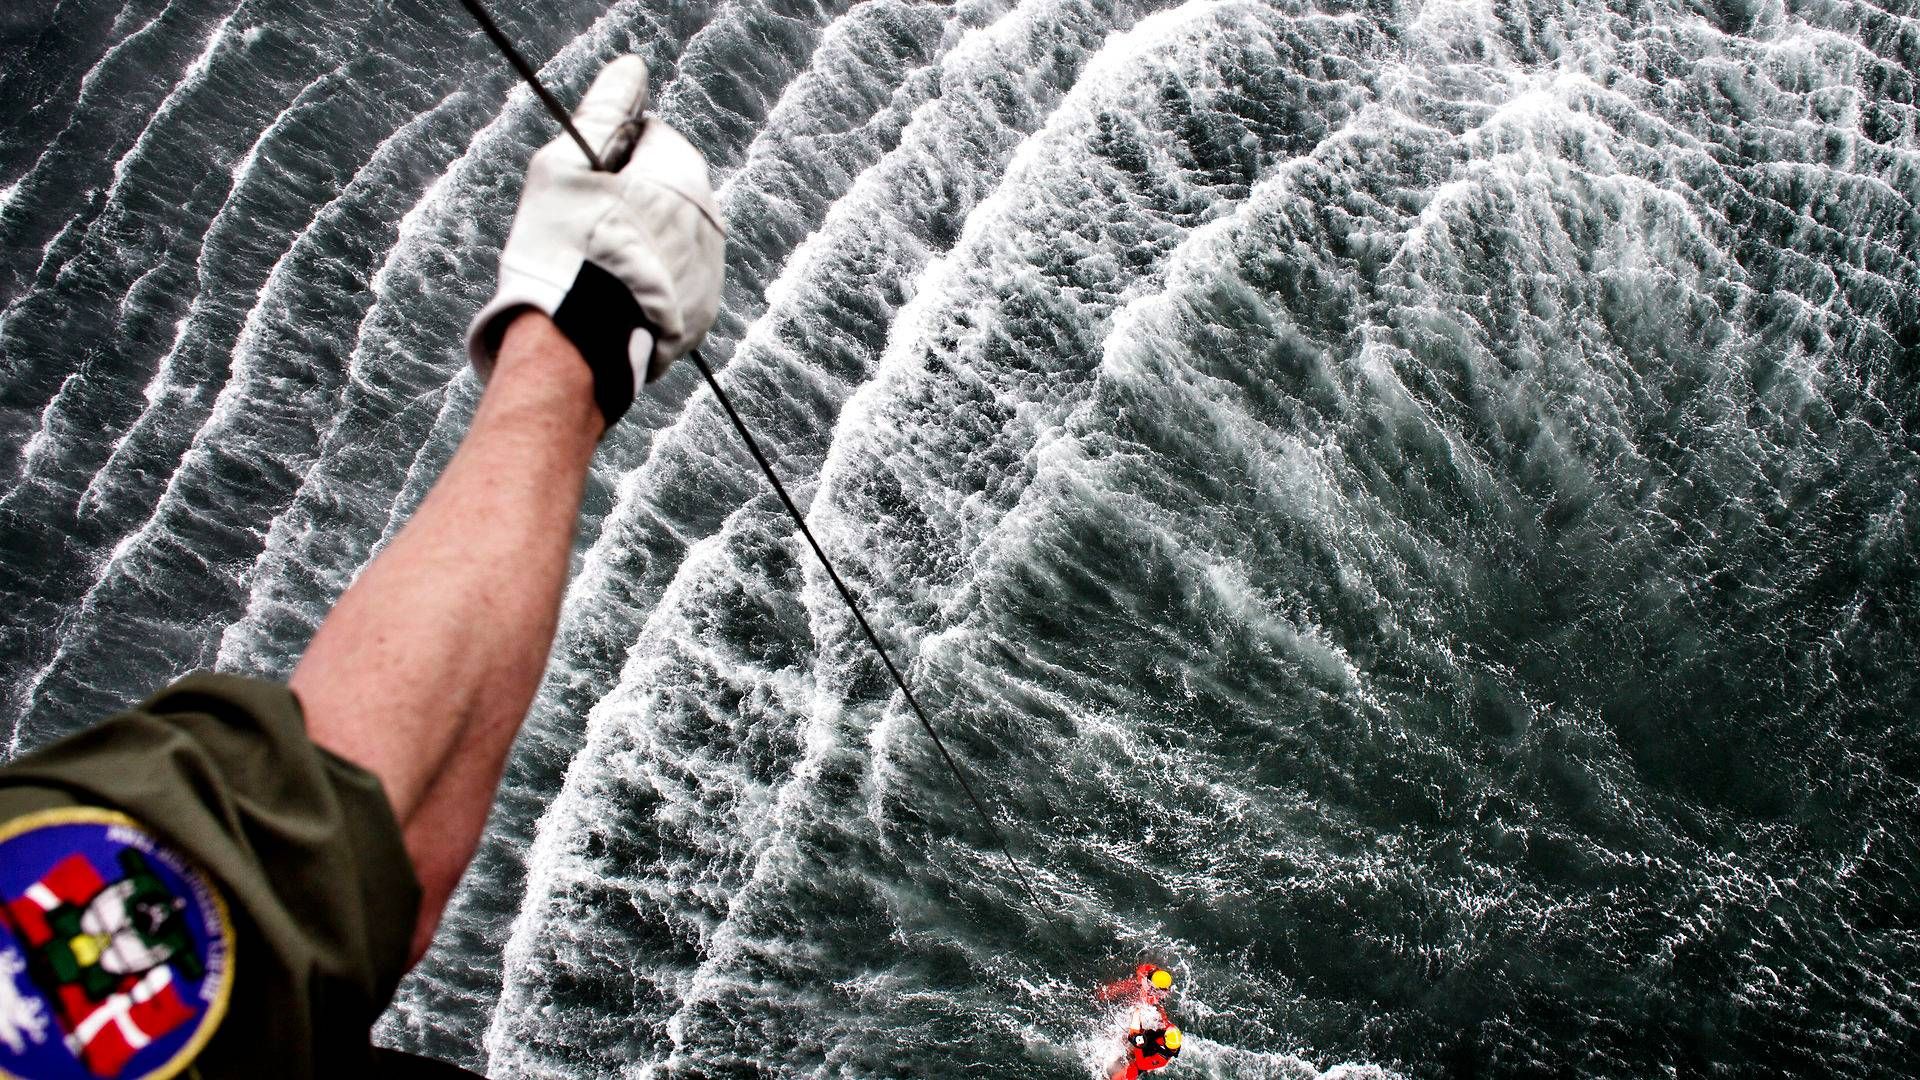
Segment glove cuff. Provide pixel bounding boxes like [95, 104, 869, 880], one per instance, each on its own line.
[465, 268, 570, 379]
[466, 263, 656, 431]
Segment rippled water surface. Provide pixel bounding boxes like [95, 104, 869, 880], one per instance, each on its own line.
[2, 0, 1917, 1075]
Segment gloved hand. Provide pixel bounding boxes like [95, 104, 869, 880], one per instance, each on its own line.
[467, 55, 725, 426]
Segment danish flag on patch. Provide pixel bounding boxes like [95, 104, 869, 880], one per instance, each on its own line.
[5, 854, 104, 946]
[5, 853, 199, 1077]
[59, 967, 197, 1077]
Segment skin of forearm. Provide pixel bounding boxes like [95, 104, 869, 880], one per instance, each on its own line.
[293, 310, 604, 957]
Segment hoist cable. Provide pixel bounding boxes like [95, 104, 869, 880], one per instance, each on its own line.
[457, 0, 607, 171]
[457, 0, 1049, 913]
[688, 351, 1045, 910]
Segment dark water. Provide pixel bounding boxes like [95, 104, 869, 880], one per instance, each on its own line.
[2, 0, 1917, 1075]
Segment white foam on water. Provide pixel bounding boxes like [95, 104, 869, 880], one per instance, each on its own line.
[78, 5, 172, 106]
[75, 69, 344, 516]
[0, 201, 97, 362]
[97, 9, 242, 226]
[138, 316, 194, 407]
[0, 2, 172, 232]
[10, 373, 85, 514]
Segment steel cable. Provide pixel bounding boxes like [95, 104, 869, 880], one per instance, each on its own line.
[457, 0, 1051, 913]
[689, 350, 1048, 910]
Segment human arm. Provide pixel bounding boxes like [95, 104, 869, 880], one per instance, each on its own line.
[292, 54, 723, 962]
[292, 310, 602, 961]
[0, 52, 721, 1078]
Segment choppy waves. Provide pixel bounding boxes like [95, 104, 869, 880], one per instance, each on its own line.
[2, 0, 1916, 1075]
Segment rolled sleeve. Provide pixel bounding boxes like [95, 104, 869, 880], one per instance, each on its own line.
[0, 672, 422, 1077]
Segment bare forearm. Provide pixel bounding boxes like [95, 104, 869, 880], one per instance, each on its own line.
[293, 311, 602, 953]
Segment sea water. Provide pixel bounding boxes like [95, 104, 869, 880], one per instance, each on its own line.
[1, 0, 1915, 1075]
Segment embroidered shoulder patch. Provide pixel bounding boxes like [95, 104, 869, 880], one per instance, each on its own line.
[0, 808, 234, 1080]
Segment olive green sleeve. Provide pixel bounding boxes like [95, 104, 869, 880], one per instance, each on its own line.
[0, 673, 423, 1078]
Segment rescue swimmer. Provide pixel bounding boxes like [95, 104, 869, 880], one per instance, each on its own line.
[1101, 964, 1186, 1078]
[0, 53, 722, 1078]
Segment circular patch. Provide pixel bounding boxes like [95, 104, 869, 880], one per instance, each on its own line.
[0, 809, 233, 1080]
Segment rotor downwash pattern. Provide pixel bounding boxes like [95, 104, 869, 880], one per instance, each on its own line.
[1, 0, 1915, 1075]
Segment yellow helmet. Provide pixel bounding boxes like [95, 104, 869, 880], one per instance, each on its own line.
[1164, 1026, 1184, 1051]
[1150, 968, 1174, 990]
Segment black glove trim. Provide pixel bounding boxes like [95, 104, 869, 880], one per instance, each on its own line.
[551, 260, 646, 429]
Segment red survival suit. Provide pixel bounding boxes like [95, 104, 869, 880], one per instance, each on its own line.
[1103, 965, 1183, 1078]
[1098, 963, 1172, 1006]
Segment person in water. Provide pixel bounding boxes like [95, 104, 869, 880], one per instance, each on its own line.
[1103, 965, 1184, 1076]
[1118, 1014, 1184, 1079]
[0, 55, 722, 1079]
[1099, 962, 1175, 1005]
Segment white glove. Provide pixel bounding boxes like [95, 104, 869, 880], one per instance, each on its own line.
[467, 55, 726, 424]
